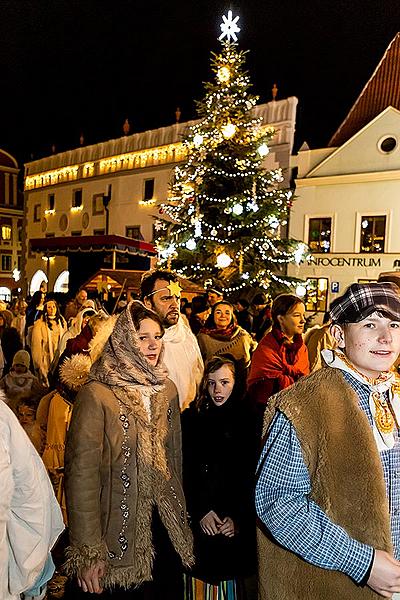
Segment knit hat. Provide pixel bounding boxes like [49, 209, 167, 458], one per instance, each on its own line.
[329, 282, 400, 324]
[12, 350, 30, 369]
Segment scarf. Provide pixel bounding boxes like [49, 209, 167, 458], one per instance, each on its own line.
[90, 301, 170, 476]
[199, 322, 238, 340]
[322, 349, 400, 451]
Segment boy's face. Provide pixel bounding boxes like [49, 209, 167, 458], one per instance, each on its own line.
[332, 311, 400, 378]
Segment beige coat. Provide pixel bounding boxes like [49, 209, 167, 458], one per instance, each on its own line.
[64, 378, 193, 589]
[31, 318, 66, 386]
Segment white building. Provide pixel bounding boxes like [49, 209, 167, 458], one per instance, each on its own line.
[0, 149, 23, 301]
[289, 33, 400, 319]
[23, 97, 298, 295]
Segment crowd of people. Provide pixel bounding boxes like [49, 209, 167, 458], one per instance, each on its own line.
[2, 270, 400, 600]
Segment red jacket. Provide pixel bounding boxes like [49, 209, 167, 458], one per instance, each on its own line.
[247, 328, 309, 406]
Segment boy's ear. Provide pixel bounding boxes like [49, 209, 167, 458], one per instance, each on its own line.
[330, 323, 346, 349]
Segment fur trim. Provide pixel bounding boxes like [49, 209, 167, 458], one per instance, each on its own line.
[64, 542, 107, 578]
[59, 354, 92, 391]
[89, 314, 118, 364]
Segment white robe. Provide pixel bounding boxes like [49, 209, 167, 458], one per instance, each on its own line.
[163, 317, 204, 411]
[0, 396, 64, 599]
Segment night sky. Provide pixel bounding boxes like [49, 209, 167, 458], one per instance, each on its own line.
[1, 0, 400, 169]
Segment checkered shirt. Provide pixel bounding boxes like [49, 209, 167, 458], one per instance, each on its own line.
[255, 371, 400, 583]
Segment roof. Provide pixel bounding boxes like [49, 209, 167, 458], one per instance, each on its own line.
[29, 234, 156, 257]
[82, 269, 204, 296]
[329, 33, 400, 147]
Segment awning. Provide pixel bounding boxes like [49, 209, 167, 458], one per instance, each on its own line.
[30, 234, 157, 258]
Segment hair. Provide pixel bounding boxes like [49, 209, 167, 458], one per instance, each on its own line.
[196, 356, 236, 410]
[210, 300, 237, 328]
[237, 297, 249, 309]
[252, 292, 267, 306]
[130, 302, 165, 335]
[140, 269, 179, 300]
[42, 299, 64, 330]
[271, 294, 304, 329]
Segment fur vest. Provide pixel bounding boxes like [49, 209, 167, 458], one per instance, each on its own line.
[257, 367, 392, 600]
[64, 378, 194, 589]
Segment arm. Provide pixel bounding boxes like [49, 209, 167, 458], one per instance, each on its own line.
[255, 412, 373, 584]
[165, 385, 183, 481]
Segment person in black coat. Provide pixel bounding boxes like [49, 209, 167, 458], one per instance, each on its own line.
[181, 356, 257, 599]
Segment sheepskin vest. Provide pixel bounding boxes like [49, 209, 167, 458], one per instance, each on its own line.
[257, 367, 392, 600]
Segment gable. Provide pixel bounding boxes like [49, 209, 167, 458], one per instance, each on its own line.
[308, 107, 400, 178]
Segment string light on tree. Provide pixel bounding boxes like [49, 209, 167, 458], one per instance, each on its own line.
[155, 10, 303, 294]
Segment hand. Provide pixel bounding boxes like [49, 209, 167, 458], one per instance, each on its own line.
[78, 561, 106, 594]
[200, 510, 223, 535]
[367, 549, 400, 597]
[218, 516, 236, 537]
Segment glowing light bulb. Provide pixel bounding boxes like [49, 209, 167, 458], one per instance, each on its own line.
[186, 239, 196, 250]
[294, 243, 307, 265]
[221, 123, 237, 139]
[296, 285, 307, 298]
[232, 203, 243, 215]
[216, 252, 232, 269]
[258, 143, 269, 157]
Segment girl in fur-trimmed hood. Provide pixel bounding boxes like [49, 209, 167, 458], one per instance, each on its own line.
[64, 301, 194, 598]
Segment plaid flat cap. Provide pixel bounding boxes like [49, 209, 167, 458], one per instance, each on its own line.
[329, 282, 400, 324]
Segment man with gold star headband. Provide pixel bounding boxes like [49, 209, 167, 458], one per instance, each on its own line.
[141, 270, 203, 410]
[255, 282, 400, 600]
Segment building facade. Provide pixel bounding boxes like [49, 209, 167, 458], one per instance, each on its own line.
[23, 97, 298, 294]
[289, 33, 400, 320]
[0, 149, 23, 301]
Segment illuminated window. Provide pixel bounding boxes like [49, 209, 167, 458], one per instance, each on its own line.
[308, 218, 331, 253]
[360, 216, 386, 253]
[1, 225, 11, 241]
[304, 278, 328, 313]
[143, 178, 155, 201]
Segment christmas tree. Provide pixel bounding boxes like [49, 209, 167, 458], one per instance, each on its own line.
[155, 11, 304, 295]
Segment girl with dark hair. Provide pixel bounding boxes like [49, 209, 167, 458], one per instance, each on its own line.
[64, 301, 193, 598]
[31, 299, 67, 386]
[247, 293, 309, 420]
[181, 356, 257, 600]
[197, 301, 257, 394]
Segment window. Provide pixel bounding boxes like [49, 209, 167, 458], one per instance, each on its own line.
[48, 193, 55, 211]
[94, 229, 105, 235]
[71, 230, 82, 236]
[126, 226, 143, 240]
[33, 204, 41, 222]
[360, 215, 386, 253]
[379, 136, 397, 154]
[92, 193, 105, 215]
[45, 233, 55, 238]
[1, 225, 11, 241]
[143, 178, 154, 201]
[1, 254, 12, 272]
[72, 189, 83, 207]
[308, 218, 331, 253]
[304, 278, 328, 313]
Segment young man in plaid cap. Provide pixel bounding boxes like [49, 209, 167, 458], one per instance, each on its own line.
[256, 282, 400, 599]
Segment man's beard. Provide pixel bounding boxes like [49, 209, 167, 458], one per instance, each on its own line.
[163, 311, 179, 328]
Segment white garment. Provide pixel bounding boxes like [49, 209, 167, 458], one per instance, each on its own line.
[163, 317, 204, 410]
[0, 394, 64, 599]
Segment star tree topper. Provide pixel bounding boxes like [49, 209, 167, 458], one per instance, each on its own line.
[218, 10, 240, 43]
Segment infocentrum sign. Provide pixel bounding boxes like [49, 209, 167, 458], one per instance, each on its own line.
[301, 255, 400, 269]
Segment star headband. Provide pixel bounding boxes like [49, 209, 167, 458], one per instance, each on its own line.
[146, 280, 182, 299]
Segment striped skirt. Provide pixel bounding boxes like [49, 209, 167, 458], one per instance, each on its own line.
[184, 574, 237, 600]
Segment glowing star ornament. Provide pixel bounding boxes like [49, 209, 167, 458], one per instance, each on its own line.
[186, 238, 197, 251]
[217, 65, 231, 83]
[219, 10, 240, 43]
[258, 143, 269, 157]
[193, 134, 204, 148]
[216, 252, 232, 269]
[221, 122, 237, 139]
